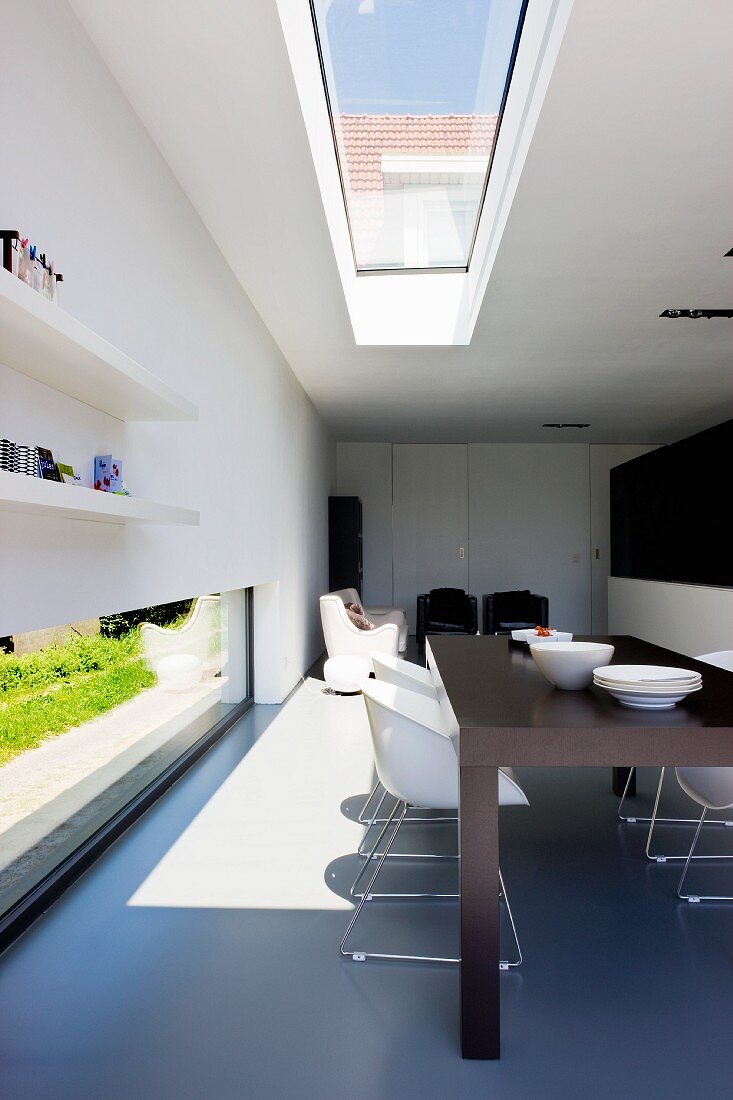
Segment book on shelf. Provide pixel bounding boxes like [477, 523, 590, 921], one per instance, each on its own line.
[56, 462, 82, 486]
[37, 446, 62, 482]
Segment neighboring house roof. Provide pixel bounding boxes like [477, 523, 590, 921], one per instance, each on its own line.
[337, 114, 499, 193]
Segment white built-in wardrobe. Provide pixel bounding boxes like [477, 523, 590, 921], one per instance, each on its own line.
[337, 442, 655, 636]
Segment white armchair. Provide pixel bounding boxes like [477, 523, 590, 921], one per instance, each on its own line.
[329, 588, 407, 647]
[320, 590, 407, 667]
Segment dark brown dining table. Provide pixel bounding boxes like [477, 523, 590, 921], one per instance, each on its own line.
[426, 633, 733, 1060]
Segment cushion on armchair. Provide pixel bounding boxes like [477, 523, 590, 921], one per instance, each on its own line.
[346, 602, 374, 631]
[492, 589, 534, 625]
[483, 590, 549, 634]
[427, 588, 468, 627]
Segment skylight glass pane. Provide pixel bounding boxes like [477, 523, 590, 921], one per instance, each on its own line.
[311, 0, 527, 272]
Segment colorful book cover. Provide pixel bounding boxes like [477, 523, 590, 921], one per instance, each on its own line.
[94, 454, 112, 491]
[109, 458, 123, 493]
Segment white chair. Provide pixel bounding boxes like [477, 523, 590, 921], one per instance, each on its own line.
[140, 595, 221, 680]
[319, 592, 406, 668]
[371, 651, 436, 698]
[359, 652, 455, 831]
[696, 650, 733, 672]
[674, 768, 733, 901]
[341, 679, 528, 967]
[617, 651, 733, 860]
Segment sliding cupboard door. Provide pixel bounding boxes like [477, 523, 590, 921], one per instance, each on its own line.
[468, 444, 591, 633]
[393, 444, 468, 633]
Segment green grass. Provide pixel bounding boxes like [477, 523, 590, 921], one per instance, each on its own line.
[0, 632, 155, 766]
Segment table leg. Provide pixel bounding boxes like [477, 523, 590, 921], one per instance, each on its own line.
[612, 767, 635, 797]
[459, 764, 500, 1059]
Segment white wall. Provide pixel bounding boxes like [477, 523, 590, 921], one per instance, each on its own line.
[0, 0, 334, 702]
[336, 443, 392, 606]
[468, 444, 591, 633]
[392, 445, 469, 624]
[608, 578, 733, 658]
[337, 441, 656, 634]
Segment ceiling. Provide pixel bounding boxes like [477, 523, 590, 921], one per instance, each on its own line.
[70, 0, 733, 444]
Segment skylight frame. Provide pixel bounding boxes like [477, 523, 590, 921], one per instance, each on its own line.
[307, 0, 531, 276]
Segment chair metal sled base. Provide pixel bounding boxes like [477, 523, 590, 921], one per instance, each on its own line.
[358, 781, 457, 826]
[677, 807, 733, 902]
[618, 767, 733, 861]
[341, 800, 522, 969]
[357, 784, 458, 859]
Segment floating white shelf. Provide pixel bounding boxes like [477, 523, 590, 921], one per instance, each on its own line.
[0, 470, 199, 526]
[0, 268, 197, 422]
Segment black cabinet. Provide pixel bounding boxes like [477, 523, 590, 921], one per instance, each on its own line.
[329, 496, 363, 593]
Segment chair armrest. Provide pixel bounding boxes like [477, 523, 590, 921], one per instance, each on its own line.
[366, 622, 400, 638]
[416, 594, 429, 646]
[482, 593, 494, 635]
[465, 595, 478, 634]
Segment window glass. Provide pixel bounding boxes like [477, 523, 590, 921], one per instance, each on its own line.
[0, 590, 251, 920]
[311, 0, 527, 270]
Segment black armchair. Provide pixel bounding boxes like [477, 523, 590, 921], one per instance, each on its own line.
[483, 590, 549, 635]
[416, 588, 478, 648]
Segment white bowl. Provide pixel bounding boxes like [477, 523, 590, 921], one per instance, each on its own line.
[530, 641, 616, 690]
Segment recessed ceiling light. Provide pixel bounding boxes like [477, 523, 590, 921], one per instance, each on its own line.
[660, 308, 733, 319]
[542, 423, 590, 429]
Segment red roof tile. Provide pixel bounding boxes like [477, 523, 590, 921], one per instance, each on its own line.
[337, 114, 499, 192]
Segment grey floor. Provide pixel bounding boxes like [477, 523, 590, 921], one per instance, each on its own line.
[2, 660, 733, 1099]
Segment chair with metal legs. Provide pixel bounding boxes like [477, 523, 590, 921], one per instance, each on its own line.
[358, 652, 457, 832]
[341, 679, 529, 967]
[674, 767, 733, 901]
[618, 651, 733, 859]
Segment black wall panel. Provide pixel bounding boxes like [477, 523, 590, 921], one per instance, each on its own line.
[611, 420, 733, 587]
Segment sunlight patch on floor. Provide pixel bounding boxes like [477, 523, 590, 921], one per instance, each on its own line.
[128, 679, 373, 910]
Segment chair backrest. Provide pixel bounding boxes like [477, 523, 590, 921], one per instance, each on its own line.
[484, 590, 548, 634]
[428, 587, 467, 625]
[319, 594, 359, 656]
[329, 587, 361, 608]
[140, 595, 221, 672]
[676, 767, 733, 811]
[360, 680, 529, 809]
[696, 650, 733, 673]
[360, 680, 458, 809]
[371, 653, 437, 699]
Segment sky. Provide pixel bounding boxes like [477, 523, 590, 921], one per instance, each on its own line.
[316, 0, 525, 116]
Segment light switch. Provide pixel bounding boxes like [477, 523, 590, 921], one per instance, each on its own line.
[459, 547, 465, 559]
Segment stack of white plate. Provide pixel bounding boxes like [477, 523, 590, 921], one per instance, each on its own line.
[593, 664, 702, 709]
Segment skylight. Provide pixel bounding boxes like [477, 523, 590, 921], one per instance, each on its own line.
[310, 0, 528, 273]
